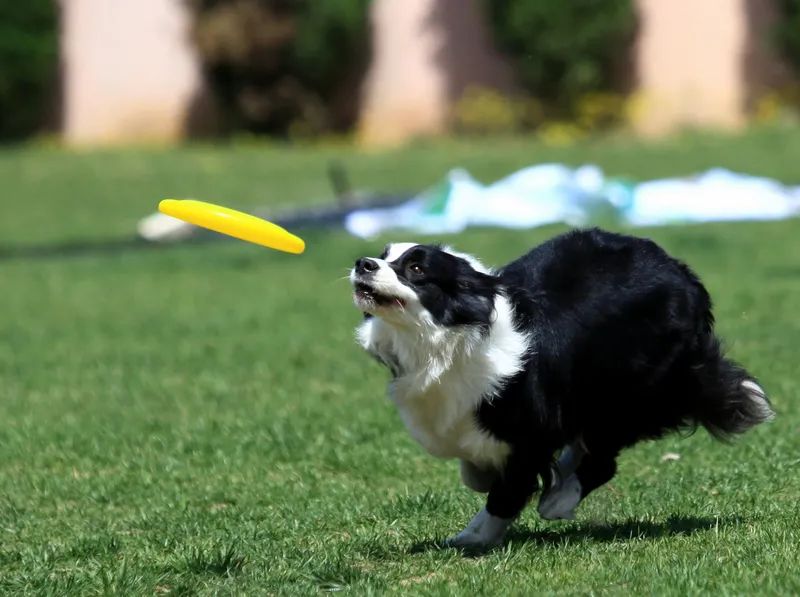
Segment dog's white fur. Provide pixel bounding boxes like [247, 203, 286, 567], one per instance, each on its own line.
[740, 380, 774, 422]
[352, 244, 530, 471]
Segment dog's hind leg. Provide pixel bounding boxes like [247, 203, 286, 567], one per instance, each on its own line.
[538, 440, 620, 520]
[537, 442, 587, 520]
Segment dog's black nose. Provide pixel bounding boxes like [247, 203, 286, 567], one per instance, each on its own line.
[355, 258, 379, 275]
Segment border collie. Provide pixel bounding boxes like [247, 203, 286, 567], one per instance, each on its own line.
[350, 229, 773, 549]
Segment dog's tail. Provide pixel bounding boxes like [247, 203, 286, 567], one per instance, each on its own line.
[692, 335, 774, 441]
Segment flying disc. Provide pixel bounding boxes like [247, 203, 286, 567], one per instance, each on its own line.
[158, 199, 305, 254]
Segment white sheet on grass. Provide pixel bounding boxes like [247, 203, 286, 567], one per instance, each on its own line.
[343, 165, 800, 238]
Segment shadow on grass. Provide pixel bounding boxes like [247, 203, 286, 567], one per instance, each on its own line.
[409, 514, 740, 557]
[764, 265, 800, 278]
[506, 514, 737, 545]
[0, 237, 214, 262]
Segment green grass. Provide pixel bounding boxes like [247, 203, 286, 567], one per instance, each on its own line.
[1, 128, 800, 595]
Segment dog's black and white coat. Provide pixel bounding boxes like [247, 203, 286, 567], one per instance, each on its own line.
[350, 229, 773, 548]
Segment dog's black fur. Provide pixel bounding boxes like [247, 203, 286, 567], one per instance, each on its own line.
[459, 229, 770, 518]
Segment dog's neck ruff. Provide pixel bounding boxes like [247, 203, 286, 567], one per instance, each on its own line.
[357, 294, 529, 468]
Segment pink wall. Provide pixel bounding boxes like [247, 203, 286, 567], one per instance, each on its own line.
[59, 0, 788, 145]
[630, 0, 788, 135]
[358, 0, 514, 146]
[634, 0, 748, 135]
[61, 0, 204, 145]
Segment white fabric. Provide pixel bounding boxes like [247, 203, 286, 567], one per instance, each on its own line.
[344, 166, 800, 239]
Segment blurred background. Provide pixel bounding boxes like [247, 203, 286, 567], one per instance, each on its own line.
[4, 0, 800, 146]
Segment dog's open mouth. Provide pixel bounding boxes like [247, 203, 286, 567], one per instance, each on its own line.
[354, 282, 405, 308]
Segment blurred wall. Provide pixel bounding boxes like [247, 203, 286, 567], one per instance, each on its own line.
[632, 0, 788, 136]
[61, 0, 205, 145]
[357, 0, 515, 146]
[59, 0, 789, 146]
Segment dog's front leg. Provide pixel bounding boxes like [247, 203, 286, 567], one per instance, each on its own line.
[446, 451, 542, 549]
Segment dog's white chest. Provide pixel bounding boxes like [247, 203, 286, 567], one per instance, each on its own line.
[357, 294, 528, 470]
[390, 380, 510, 468]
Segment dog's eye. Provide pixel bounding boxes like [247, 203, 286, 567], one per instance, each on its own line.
[408, 263, 424, 276]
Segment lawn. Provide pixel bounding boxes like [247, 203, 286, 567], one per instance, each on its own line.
[1, 128, 799, 595]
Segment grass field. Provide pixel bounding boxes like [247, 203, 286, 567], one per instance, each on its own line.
[2, 128, 800, 594]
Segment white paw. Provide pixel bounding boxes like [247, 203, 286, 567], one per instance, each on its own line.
[538, 473, 582, 520]
[445, 529, 500, 549]
[445, 508, 511, 549]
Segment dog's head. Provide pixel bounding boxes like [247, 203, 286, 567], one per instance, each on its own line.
[350, 243, 499, 327]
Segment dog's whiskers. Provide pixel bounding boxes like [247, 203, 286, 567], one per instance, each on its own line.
[330, 269, 355, 285]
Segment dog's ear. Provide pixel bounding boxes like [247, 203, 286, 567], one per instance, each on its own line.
[457, 271, 499, 293]
[445, 271, 500, 327]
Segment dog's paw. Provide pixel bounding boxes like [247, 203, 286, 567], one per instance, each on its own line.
[538, 473, 581, 520]
[444, 508, 511, 550]
[444, 530, 501, 550]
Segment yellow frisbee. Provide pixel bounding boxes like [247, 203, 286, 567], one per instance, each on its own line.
[158, 199, 305, 254]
